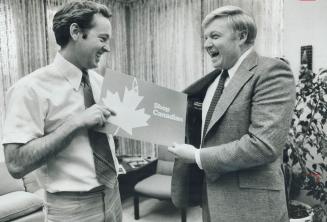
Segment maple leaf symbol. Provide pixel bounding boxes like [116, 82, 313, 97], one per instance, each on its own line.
[102, 78, 151, 135]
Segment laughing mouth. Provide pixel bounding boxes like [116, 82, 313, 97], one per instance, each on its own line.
[96, 53, 102, 61]
[208, 50, 219, 58]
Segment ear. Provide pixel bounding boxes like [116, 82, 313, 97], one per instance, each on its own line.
[69, 23, 81, 41]
[238, 30, 248, 45]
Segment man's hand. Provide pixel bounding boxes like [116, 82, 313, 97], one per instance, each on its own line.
[72, 104, 116, 129]
[4, 104, 116, 179]
[168, 143, 197, 163]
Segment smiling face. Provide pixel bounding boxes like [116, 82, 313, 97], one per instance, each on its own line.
[204, 18, 243, 70]
[75, 13, 111, 70]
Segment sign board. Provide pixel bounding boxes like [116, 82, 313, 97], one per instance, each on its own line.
[98, 69, 187, 146]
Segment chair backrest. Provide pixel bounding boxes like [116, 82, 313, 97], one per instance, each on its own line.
[0, 162, 25, 195]
[156, 146, 175, 176]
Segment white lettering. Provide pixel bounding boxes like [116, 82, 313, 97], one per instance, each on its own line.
[153, 109, 183, 122]
[154, 102, 170, 113]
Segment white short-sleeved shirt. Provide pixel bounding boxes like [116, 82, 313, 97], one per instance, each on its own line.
[2, 53, 116, 193]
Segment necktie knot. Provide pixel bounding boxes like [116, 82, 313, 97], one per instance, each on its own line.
[81, 70, 90, 87]
[221, 69, 229, 81]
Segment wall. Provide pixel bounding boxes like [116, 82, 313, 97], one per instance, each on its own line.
[283, 1, 327, 208]
[283, 0, 327, 80]
[0, 146, 3, 162]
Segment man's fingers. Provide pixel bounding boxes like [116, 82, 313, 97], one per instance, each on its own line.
[99, 105, 117, 117]
[102, 109, 111, 118]
[107, 108, 116, 116]
[168, 146, 175, 154]
[96, 105, 116, 118]
[97, 115, 105, 127]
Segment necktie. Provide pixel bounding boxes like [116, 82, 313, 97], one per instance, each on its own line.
[81, 71, 117, 188]
[202, 70, 229, 140]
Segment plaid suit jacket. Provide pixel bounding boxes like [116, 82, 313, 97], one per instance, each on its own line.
[171, 51, 296, 222]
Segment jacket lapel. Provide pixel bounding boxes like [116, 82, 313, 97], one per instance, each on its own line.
[205, 51, 258, 137]
[183, 69, 221, 96]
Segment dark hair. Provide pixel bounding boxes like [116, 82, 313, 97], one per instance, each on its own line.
[52, 1, 111, 48]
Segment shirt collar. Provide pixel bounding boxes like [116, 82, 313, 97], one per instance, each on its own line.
[227, 46, 253, 79]
[53, 52, 83, 90]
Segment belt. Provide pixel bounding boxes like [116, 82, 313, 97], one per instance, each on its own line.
[47, 185, 107, 196]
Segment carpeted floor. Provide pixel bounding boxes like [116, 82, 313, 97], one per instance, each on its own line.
[122, 196, 202, 222]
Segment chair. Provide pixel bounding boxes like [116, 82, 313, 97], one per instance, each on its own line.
[0, 162, 44, 222]
[133, 146, 187, 222]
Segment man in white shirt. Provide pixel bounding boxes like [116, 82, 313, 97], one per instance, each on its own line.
[169, 5, 295, 222]
[2, 1, 122, 221]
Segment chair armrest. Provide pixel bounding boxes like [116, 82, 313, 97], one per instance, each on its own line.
[0, 163, 25, 195]
[0, 191, 44, 222]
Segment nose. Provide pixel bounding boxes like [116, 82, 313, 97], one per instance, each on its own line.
[204, 38, 213, 49]
[102, 44, 110, 52]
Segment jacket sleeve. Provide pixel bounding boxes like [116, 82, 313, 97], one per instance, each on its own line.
[200, 60, 296, 177]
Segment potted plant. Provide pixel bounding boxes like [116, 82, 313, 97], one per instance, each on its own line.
[283, 65, 327, 221]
